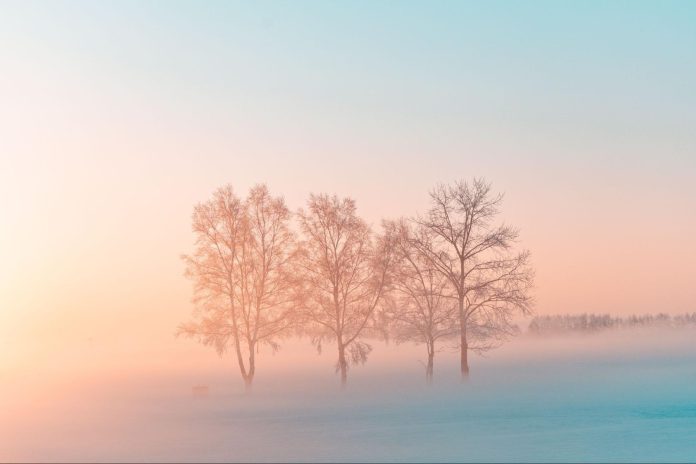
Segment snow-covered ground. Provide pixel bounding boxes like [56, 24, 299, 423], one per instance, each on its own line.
[2, 328, 696, 462]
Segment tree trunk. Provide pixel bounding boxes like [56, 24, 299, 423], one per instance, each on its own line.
[244, 341, 256, 393]
[459, 296, 469, 379]
[232, 335, 251, 388]
[426, 341, 434, 385]
[338, 343, 348, 388]
[461, 323, 469, 379]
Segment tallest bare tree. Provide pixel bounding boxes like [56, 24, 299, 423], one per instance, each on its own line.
[412, 179, 533, 378]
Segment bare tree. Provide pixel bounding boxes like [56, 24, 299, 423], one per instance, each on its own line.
[383, 219, 458, 383]
[413, 179, 533, 378]
[296, 194, 393, 388]
[178, 184, 298, 390]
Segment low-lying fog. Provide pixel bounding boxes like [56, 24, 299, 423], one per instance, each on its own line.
[2, 327, 696, 462]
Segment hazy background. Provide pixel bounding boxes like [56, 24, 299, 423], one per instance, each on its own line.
[1, 3, 696, 456]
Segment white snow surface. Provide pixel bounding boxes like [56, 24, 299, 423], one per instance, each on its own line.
[2, 328, 696, 462]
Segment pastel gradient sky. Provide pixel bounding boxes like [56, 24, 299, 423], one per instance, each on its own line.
[1, 1, 695, 368]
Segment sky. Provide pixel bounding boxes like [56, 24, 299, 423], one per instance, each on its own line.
[1, 1, 696, 371]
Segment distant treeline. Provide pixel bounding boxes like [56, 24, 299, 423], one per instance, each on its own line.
[528, 313, 696, 335]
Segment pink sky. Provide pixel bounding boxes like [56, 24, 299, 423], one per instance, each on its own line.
[2, 1, 695, 372]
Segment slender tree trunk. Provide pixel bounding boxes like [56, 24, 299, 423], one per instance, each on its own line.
[338, 343, 348, 388]
[244, 341, 256, 393]
[461, 324, 469, 379]
[459, 298, 469, 379]
[232, 335, 251, 388]
[229, 296, 252, 391]
[426, 340, 434, 385]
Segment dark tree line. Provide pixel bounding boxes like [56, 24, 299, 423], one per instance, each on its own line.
[528, 313, 696, 335]
[179, 179, 534, 388]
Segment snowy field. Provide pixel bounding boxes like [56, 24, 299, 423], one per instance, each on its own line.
[2, 328, 696, 462]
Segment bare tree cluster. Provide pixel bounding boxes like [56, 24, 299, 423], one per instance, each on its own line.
[180, 179, 534, 388]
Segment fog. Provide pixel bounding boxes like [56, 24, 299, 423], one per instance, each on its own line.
[3, 327, 696, 462]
